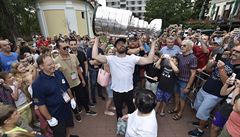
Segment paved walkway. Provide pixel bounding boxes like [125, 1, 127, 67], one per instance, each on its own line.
[71, 98, 210, 137]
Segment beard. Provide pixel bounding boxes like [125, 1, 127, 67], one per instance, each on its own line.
[117, 46, 126, 54]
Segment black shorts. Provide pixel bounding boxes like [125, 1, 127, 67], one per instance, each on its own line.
[51, 118, 74, 137]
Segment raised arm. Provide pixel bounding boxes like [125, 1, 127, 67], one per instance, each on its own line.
[137, 39, 156, 65]
[92, 37, 107, 64]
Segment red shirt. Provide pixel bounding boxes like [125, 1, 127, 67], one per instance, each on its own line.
[192, 45, 213, 69]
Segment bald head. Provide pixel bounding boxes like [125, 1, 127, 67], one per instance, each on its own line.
[0, 40, 11, 53]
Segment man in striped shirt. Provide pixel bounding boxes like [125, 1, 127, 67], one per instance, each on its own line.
[169, 39, 197, 121]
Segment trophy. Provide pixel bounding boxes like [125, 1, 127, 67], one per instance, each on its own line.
[92, 5, 162, 37]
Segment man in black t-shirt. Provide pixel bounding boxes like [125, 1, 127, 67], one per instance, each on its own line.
[188, 58, 233, 137]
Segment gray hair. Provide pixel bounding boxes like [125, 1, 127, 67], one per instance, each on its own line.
[182, 39, 194, 49]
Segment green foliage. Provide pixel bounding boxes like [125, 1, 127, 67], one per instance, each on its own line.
[183, 21, 217, 30]
[0, 0, 39, 41]
[145, 0, 193, 28]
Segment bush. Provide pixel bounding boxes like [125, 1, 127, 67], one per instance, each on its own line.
[183, 20, 217, 30]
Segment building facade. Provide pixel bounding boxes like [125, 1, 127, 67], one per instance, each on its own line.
[208, 0, 240, 21]
[106, 0, 149, 19]
[36, 0, 94, 37]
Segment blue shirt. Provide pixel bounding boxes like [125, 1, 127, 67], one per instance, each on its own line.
[160, 45, 181, 57]
[32, 70, 72, 121]
[0, 52, 18, 72]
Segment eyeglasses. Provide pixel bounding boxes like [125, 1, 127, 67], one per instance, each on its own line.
[232, 49, 240, 53]
[62, 46, 70, 50]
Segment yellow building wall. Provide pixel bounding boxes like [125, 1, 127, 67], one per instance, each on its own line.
[44, 10, 68, 37]
[76, 10, 88, 36]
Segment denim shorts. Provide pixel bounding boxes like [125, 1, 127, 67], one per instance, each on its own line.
[175, 80, 188, 100]
[156, 88, 172, 103]
[107, 84, 113, 98]
[194, 88, 223, 121]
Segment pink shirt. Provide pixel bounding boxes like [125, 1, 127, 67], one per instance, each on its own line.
[226, 111, 240, 137]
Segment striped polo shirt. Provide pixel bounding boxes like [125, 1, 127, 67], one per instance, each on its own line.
[177, 53, 197, 82]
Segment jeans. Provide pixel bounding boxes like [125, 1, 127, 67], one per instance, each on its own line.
[88, 68, 103, 102]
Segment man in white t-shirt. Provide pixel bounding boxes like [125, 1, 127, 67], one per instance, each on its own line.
[92, 36, 156, 119]
[124, 89, 158, 137]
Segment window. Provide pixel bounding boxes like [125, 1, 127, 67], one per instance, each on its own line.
[138, 1, 142, 4]
[120, 4, 126, 8]
[112, 2, 115, 5]
[120, 0, 125, 2]
[131, 1, 135, 5]
[132, 7, 135, 10]
[81, 12, 85, 19]
[138, 7, 142, 10]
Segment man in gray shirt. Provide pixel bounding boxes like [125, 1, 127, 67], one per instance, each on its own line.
[160, 36, 181, 56]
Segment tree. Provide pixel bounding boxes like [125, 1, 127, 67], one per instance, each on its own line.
[145, 0, 193, 27]
[0, 0, 39, 42]
[191, 0, 211, 20]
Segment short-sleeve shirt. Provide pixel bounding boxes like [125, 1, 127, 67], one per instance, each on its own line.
[55, 54, 81, 88]
[177, 53, 197, 82]
[193, 45, 213, 69]
[160, 45, 181, 57]
[203, 64, 233, 97]
[32, 70, 72, 121]
[0, 52, 18, 72]
[106, 54, 140, 92]
[158, 65, 177, 93]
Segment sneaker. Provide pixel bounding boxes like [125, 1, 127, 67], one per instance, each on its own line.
[110, 106, 116, 111]
[188, 128, 204, 137]
[75, 114, 82, 122]
[88, 102, 96, 108]
[86, 110, 97, 116]
[104, 111, 115, 116]
[192, 121, 209, 128]
[78, 106, 82, 114]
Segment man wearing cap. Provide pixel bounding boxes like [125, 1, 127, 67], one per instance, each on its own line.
[92, 36, 156, 119]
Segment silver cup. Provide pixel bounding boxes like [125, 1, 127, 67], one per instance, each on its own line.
[92, 5, 162, 37]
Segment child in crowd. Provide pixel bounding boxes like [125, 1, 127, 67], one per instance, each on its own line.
[124, 89, 158, 137]
[154, 55, 179, 116]
[104, 47, 116, 116]
[0, 103, 42, 137]
[144, 52, 161, 94]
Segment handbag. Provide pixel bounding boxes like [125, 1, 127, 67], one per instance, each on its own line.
[116, 118, 127, 135]
[97, 68, 110, 87]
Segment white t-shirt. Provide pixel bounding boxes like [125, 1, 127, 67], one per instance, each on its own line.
[106, 54, 140, 92]
[125, 109, 158, 137]
[10, 86, 27, 107]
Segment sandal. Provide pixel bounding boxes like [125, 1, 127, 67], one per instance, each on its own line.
[167, 108, 178, 114]
[172, 113, 182, 120]
[159, 112, 165, 117]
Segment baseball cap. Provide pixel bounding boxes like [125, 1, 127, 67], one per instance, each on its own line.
[114, 38, 126, 47]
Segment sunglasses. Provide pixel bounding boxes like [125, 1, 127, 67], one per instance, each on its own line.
[62, 46, 70, 50]
[181, 45, 187, 47]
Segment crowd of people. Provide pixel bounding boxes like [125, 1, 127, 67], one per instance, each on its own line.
[0, 24, 239, 137]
